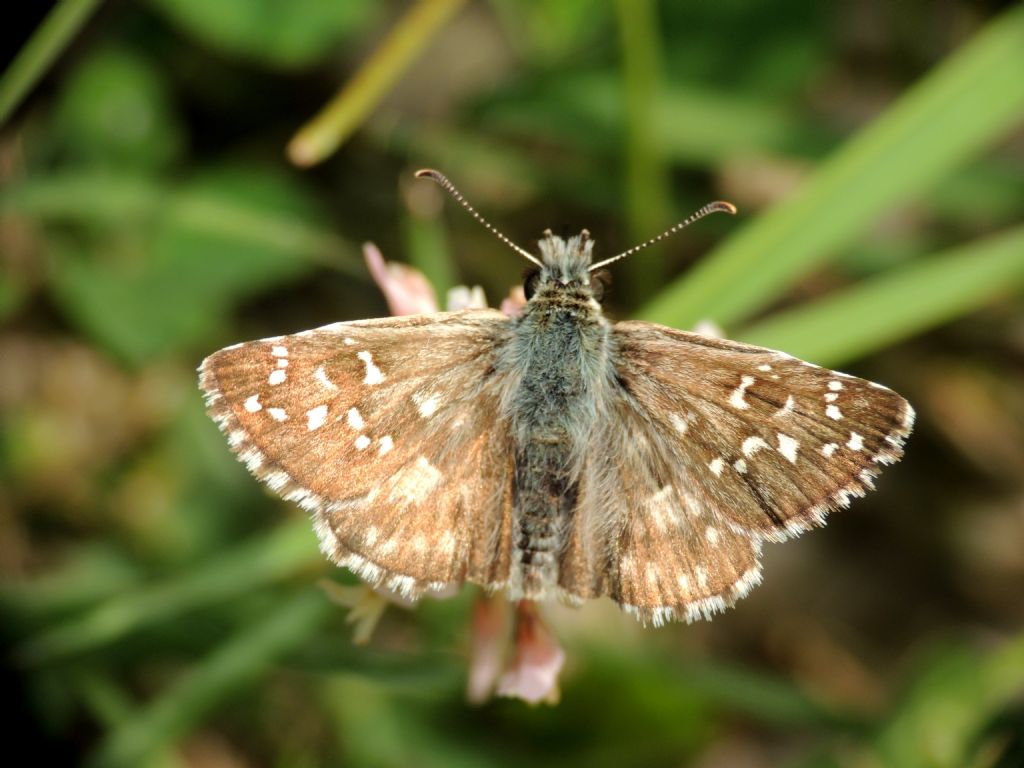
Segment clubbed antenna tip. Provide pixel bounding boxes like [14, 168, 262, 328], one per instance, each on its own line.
[415, 169, 542, 267]
[588, 200, 738, 272]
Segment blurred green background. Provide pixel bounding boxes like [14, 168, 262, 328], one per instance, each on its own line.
[2, 1, 1023, 766]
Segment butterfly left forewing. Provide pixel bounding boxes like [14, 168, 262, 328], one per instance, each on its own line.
[612, 321, 914, 542]
[199, 309, 517, 597]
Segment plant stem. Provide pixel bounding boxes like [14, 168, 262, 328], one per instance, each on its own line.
[287, 0, 467, 167]
[0, 0, 104, 126]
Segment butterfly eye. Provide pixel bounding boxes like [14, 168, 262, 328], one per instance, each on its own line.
[523, 269, 541, 300]
[590, 270, 610, 302]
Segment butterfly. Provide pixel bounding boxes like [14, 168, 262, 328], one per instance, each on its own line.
[199, 169, 913, 626]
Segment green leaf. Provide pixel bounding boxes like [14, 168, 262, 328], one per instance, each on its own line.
[0, 170, 165, 224]
[488, 0, 610, 66]
[737, 225, 1024, 367]
[87, 589, 331, 768]
[638, 4, 1024, 330]
[475, 72, 829, 164]
[871, 635, 1024, 768]
[41, 166, 360, 363]
[52, 46, 185, 170]
[18, 519, 318, 665]
[0, 546, 142, 627]
[148, 0, 376, 68]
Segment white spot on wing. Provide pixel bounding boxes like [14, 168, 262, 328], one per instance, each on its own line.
[354, 434, 371, 450]
[268, 407, 288, 422]
[619, 555, 635, 576]
[670, 412, 690, 435]
[417, 395, 440, 418]
[777, 433, 799, 462]
[729, 375, 756, 410]
[307, 405, 328, 430]
[826, 404, 843, 420]
[828, 380, 843, 391]
[244, 394, 262, 412]
[440, 531, 456, 555]
[645, 562, 659, 585]
[733, 458, 747, 474]
[709, 458, 725, 476]
[705, 526, 720, 545]
[757, 364, 772, 372]
[378, 435, 394, 455]
[847, 432, 864, 451]
[696, 566, 709, 590]
[822, 443, 838, 457]
[389, 456, 441, 503]
[271, 345, 288, 357]
[315, 366, 338, 391]
[742, 436, 769, 457]
[268, 369, 286, 386]
[347, 407, 365, 430]
[357, 350, 384, 385]
[648, 485, 676, 531]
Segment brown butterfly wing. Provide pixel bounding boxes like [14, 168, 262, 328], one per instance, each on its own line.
[568, 321, 912, 625]
[564, 385, 763, 625]
[199, 310, 517, 598]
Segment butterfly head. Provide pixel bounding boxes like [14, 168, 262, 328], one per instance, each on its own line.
[536, 229, 595, 285]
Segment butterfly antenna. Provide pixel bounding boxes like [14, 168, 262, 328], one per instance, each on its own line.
[415, 169, 543, 268]
[587, 201, 738, 272]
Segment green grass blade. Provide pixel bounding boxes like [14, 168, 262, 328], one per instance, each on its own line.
[737, 225, 1024, 367]
[638, 4, 1024, 330]
[614, 0, 673, 300]
[287, 0, 467, 165]
[18, 519, 318, 665]
[86, 589, 331, 768]
[0, 546, 142, 626]
[0, 0, 104, 125]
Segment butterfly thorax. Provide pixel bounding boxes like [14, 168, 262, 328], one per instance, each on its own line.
[500, 231, 611, 599]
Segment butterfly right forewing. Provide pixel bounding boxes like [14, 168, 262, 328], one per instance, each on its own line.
[200, 309, 518, 598]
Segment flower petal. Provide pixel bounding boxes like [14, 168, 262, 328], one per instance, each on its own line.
[466, 592, 508, 704]
[364, 242, 438, 316]
[496, 601, 565, 705]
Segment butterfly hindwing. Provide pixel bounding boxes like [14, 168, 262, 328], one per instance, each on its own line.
[200, 309, 517, 597]
[570, 384, 763, 626]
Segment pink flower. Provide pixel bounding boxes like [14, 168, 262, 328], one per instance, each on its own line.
[363, 242, 438, 316]
[494, 601, 565, 705]
[466, 593, 509, 704]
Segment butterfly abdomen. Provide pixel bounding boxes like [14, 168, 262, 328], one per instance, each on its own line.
[504, 286, 608, 600]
